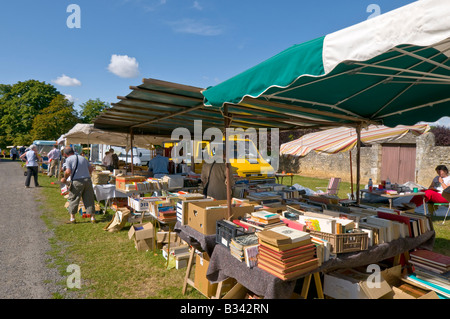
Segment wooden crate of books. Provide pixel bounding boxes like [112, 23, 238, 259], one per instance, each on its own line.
[308, 229, 368, 254]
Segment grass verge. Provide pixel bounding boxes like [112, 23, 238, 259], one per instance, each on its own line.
[37, 174, 203, 299]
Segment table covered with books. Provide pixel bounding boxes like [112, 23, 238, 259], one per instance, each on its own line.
[199, 196, 437, 299]
[206, 228, 436, 299]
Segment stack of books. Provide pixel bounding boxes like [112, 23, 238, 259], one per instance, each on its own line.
[157, 204, 177, 222]
[240, 211, 284, 230]
[149, 199, 177, 223]
[229, 234, 259, 267]
[257, 225, 319, 280]
[278, 189, 300, 200]
[404, 250, 450, 298]
[409, 250, 450, 286]
[246, 192, 282, 207]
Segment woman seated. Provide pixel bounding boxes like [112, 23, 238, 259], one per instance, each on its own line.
[406, 165, 450, 208]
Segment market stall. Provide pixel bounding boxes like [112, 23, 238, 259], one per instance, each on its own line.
[87, 0, 450, 300]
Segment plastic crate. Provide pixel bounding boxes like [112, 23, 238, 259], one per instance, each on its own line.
[309, 230, 368, 254]
[216, 220, 247, 249]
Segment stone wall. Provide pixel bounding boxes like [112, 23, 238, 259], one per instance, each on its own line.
[279, 132, 450, 187]
[279, 146, 378, 184]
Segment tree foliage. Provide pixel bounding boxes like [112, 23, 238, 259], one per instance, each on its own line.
[0, 80, 60, 146]
[30, 95, 80, 141]
[431, 125, 450, 146]
[79, 98, 110, 123]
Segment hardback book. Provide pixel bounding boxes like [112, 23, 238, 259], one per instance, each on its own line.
[297, 215, 336, 234]
[243, 244, 259, 268]
[377, 211, 413, 237]
[258, 241, 316, 257]
[258, 249, 316, 267]
[280, 218, 307, 232]
[365, 216, 394, 242]
[410, 250, 450, 269]
[409, 260, 449, 274]
[267, 225, 310, 243]
[359, 222, 383, 245]
[249, 216, 280, 225]
[400, 212, 431, 234]
[257, 258, 319, 280]
[256, 230, 292, 246]
[257, 226, 310, 246]
[251, 211, 280, 220]
[257, 256, 318, 275]
[311, 236, 331, 262]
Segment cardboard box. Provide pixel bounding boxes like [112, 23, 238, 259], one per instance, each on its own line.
[157, 231, 182, 246]
[176, 197, 214, 225]
[380, 265, 440, 299]
[128, 197, 152, 211]
[128, 222, 154, 252]
[222, 283, 248, 299]
[113, 169, 127, 176]
[115, 176, 146, 191]
[187, 200, 255, 235]
[323, 268, 392, 299]
[162, 175, 185, 189]
[194, 252, 236, 298]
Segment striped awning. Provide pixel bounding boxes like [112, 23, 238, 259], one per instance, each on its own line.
[280, 124, 430, 157]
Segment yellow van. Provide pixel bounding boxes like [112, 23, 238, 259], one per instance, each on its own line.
[164, 138, 275, 180]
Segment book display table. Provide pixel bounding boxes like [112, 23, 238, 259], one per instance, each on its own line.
[93, 184, 128, 212]
[175, 223, 220, 296]
[174, 222, 217, 257]
[360, 189, 427, 212]
[275, 173, 294, 186]
[205, 230, 435, 299]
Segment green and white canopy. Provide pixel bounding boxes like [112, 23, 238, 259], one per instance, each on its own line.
[202, 0, 450, 128]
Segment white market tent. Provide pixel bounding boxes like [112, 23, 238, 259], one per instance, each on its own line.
[58, 123, 167, 149]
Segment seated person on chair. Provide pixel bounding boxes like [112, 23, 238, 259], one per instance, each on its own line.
[406, 165, 450, 209]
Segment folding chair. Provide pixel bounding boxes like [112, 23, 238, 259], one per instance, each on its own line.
[316, 177, 341, 196]
[429, 202, 450, 225]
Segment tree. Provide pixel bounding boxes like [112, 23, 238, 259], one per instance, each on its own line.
[79, 98, 110, 123]
[30, 95, 80, 141]
[0, 80, 60, 146]
[431, 126, 450, 146]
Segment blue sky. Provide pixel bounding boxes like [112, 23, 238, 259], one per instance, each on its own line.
[4, 0, 448, 129]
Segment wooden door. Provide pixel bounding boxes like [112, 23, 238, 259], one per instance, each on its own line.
[381, 144, 416, 184]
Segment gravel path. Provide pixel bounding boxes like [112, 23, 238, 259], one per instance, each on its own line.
[0, 160, 67, 299]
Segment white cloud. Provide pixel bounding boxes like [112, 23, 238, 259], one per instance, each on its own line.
[193, 1, 202, 10]
[168, 19, 223, 36]
[53, 74, 81, 87]
[64, 94, 76, 103]
[107, 54, 140, 78]
[419, 116, 450, 128]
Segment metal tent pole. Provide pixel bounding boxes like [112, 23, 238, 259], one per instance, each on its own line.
[224, 104, 232, 219]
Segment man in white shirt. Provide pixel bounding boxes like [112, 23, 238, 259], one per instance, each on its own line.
[47, 144, 61, 177]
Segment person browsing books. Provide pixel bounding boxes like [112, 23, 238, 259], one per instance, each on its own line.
[61, 146, 96, 224]
[201, 152, 235, 200]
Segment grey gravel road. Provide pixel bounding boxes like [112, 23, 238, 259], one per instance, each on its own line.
[0, 160, 67, 299]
